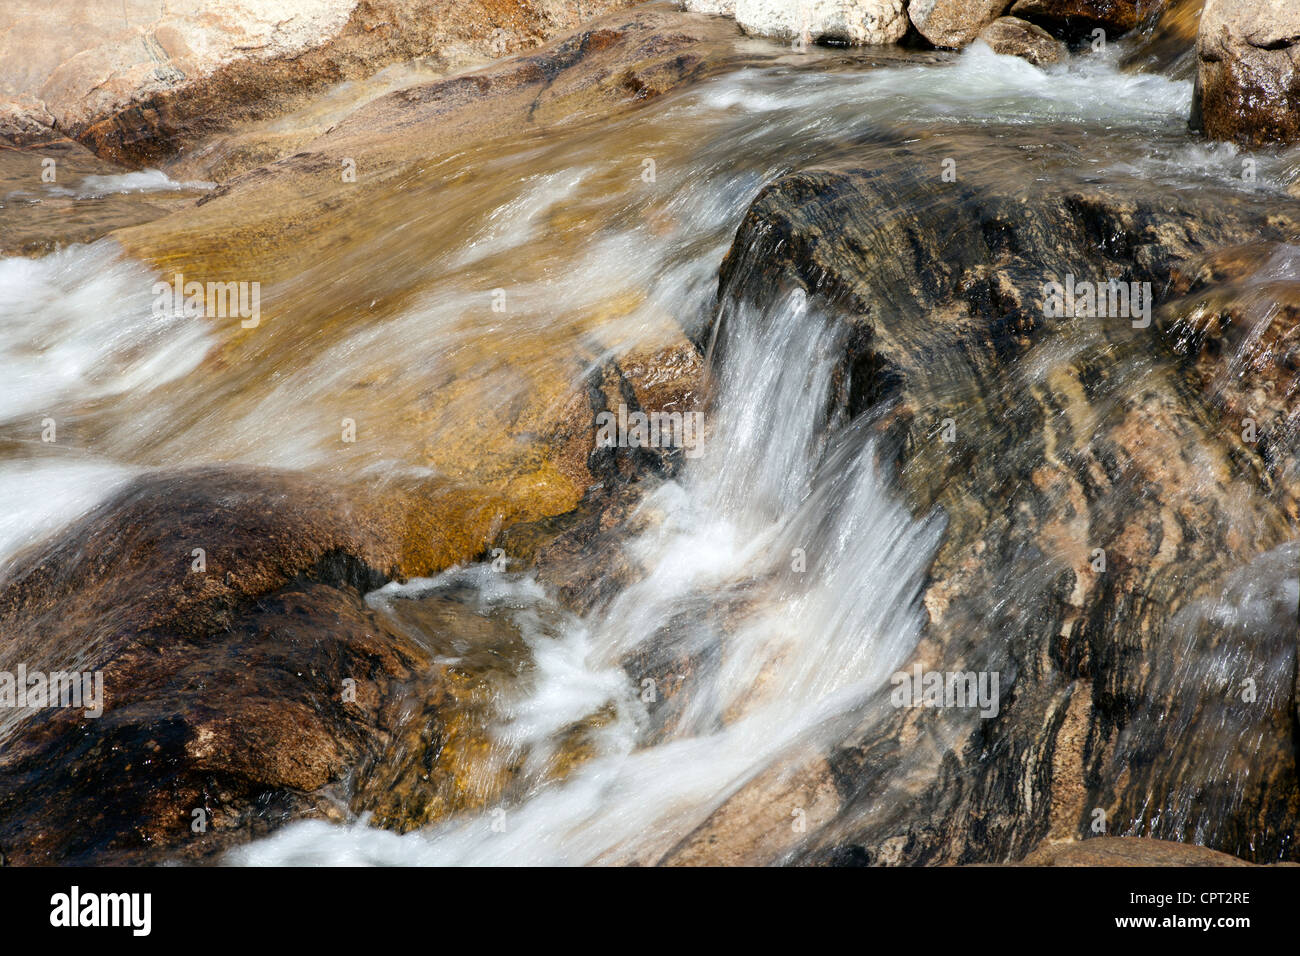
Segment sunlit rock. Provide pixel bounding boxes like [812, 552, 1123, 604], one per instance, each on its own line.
[0, 0, 643, 165]
[731, 0, 909, 46]
[909, 0, 1014, 49]
[976, 15, 1068, 63]
[1192, 0, 1300, 146]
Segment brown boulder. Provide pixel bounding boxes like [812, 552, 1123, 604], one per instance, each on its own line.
[1192, 0, 1300, 146]
[909, 0, 1014, 49]
[978, 16, 1068, 64]
[0, 467, 445, 862]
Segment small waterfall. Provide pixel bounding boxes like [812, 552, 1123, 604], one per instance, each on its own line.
[235, 283, 943, 865]
[3, 21, 1296, 867]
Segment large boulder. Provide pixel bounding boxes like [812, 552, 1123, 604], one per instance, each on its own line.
[1192, 0, 1300, 146]
[909, 0, 1013, 49]
[977, 15, 1068, 63]
[0, 468, 470, 862]
[661, 124, 1300, 866]
[732, 0, 909, 45]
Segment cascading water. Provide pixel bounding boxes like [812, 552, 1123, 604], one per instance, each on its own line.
[2, 27, 1297, 866]
[234, 284, 944, 865]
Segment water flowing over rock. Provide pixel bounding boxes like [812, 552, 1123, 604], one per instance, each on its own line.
[1192, 0, 1300, 146]
[1119, 0, 1204, 79]
[667, 127, 1300, 865]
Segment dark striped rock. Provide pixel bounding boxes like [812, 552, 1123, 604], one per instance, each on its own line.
[669, 126, 1300, 865]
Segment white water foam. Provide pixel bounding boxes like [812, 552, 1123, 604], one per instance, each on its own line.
[235, 287, 943, 865]
[0, 242, 213, 567]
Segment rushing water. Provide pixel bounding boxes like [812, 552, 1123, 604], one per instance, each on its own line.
[2, 33, 1297, 863]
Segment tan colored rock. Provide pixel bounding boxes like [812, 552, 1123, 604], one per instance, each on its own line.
[0, 0, 641, 166]
[1021, 837, 1256, 866]
[909, 0, 1013, 49]
[977, 15, 1068, 63]
[1193, 0, 1300, 146]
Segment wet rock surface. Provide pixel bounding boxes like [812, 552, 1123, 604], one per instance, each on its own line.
[1193, 0, 1300, 146]
[1009, 0, 1150, 41]
[669, 127, 1300, 865]
[0, 468, 433, 862]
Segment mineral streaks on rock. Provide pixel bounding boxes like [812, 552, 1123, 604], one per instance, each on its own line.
[680, 133, 1300, 866]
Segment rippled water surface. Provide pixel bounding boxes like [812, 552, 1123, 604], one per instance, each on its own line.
[2, 34, 1296, 864]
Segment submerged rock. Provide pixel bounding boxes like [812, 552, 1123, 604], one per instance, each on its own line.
[977, 15, 1068, 63]
[1192, 0, 1300, 146]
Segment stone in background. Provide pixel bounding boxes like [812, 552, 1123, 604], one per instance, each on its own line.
[977, 16, 1068, 64]
[732, 0, 909, 45]
[910, 0, 1012, 49]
